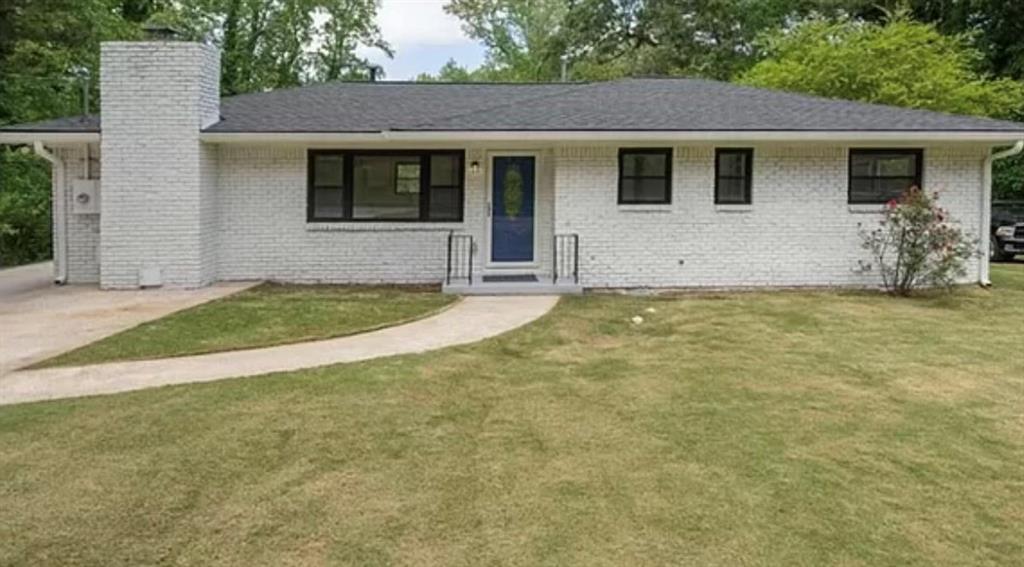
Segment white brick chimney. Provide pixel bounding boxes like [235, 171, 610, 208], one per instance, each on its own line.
[99, 40, 221, 288]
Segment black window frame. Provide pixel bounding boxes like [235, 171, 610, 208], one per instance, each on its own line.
[848, 148, 924, 205]
[307, 149, 465, 223]
[714, 148, 754, 205]
[618, 148, 673, 205]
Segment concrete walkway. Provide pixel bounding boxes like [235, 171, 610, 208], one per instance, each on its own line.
[0, 261, 54, 297]
[0, 295, 559, 406]
[0, 263, 254, 374]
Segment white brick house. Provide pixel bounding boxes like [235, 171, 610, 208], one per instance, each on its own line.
[2, 38, 1022, 293]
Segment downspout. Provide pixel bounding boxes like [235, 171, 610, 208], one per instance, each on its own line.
[980, 139, 1024, 286]
[33, 142, 68, 284]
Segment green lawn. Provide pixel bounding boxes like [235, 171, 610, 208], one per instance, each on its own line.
[35, 283, 457, 367]
[2, 266, 1023, 566]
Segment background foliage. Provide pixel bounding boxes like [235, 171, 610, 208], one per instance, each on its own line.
[0, 0, 388, 266]
[2, 0, 1023, 267]
[739, 14, 1023, 119]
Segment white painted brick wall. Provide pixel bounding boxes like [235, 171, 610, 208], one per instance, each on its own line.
[205, 142, 990, 288]
[98, 41, 220, 288]
[554, 144, 988, 288]
[216, 146, 469, 283]
[54, 145, 101, 283]
[214, 146, 557, 283]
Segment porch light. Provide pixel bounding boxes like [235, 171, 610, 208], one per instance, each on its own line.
[469, 160, 481, 174]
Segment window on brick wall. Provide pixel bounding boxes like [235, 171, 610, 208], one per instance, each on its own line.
[715, 148, 753, 204]
[618, 148, 672, 204]
[848, 149, 923, 204]
[308, 150, 464, 222]
[310, 153, 346, 219]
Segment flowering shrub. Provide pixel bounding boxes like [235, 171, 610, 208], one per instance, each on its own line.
[860, 187, 976, 296]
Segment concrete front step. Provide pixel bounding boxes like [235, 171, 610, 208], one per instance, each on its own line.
[443, 277, 582, 295]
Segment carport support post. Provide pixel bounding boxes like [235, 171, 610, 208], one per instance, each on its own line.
[33, 142, 67, 284]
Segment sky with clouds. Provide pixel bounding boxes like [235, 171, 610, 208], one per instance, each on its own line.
[357, 0, 487, 80]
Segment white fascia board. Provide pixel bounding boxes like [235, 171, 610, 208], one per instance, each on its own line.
[0, 132, 100, 145]
[200, 130, 1024, 145]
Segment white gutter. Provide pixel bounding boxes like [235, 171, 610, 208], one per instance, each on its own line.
[980, 140, 1024, 285]
[201, 130, 1024, 144]
[32, 142, 68, 284]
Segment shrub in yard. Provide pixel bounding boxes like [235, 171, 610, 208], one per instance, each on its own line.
[860, 187, 976, 295]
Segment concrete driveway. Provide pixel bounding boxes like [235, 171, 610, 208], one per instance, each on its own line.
[0, 262, 253, 375]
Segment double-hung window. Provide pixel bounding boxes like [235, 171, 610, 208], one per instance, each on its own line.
[848, 149, 923, 204]
[618, 148, 672, 204]
[308, 150, 464, 222]
[715, 148, 753, 204]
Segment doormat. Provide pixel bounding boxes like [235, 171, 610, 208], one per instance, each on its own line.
[482, 274, 539, 283]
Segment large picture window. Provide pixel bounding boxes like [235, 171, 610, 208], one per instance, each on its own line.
[848, 149, 923, 204]
[308, 150, 464, 222]
[618, 148, 672, 204]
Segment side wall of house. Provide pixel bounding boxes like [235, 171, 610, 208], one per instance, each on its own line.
[554, 144, 988, 288]
[54, 145, 101, 283]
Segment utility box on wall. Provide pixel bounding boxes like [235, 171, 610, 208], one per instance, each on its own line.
[71, 179, 100, 215]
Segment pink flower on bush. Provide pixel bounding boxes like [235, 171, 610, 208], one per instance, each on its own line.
[860, 185, 976, 295]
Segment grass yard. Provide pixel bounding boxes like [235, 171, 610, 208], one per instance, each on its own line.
[35, 283, 456, 367]
[2, 265, 1023, 566]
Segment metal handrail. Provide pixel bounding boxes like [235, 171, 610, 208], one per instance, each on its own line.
[553, 233, 579, 284]
[446, 231, 474, 285]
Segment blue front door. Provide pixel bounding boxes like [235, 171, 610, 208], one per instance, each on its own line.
[491, 156, 536, 263]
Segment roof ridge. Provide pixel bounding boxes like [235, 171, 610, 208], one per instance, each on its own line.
[220, 79, 587, 103]
[362, 80, 589, 86]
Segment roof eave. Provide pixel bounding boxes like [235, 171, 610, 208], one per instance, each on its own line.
[200, 130, 1024, 144]
[4, 129, 1019, 146]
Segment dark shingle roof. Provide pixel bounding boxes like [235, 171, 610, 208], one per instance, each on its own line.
[1, 115, 99, 132]
[3, 77, 1023, 134]
[209, 81, 579, 132]
[403, 78, 1024, 132]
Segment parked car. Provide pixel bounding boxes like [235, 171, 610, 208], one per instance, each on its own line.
[991, 200, 1024, 261]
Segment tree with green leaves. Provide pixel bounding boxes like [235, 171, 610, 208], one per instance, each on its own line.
[443, 0, 570, 81]
[740, 14, 1023, 118]
[0, 0, 149, 266]
[431, 0, 855, 82]
[167, 0, 391, 94]
[740, 13, 1024, 198]
[556, 0, 849, 80]
[846, 0, 1024, 81]
[416, 59, 480, 82]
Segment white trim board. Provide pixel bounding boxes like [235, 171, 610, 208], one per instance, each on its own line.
[199, 130, 1024, 145]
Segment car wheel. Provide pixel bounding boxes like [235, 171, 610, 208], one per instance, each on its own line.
[991, 236, 1011, 262]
